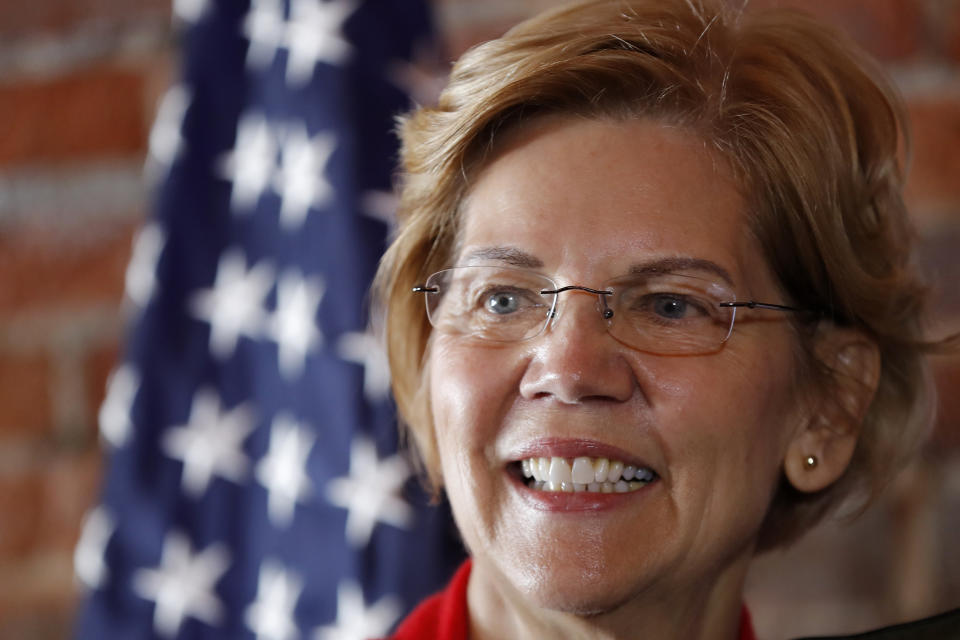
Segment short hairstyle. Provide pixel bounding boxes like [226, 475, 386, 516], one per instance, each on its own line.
[374, 0, 946, 550]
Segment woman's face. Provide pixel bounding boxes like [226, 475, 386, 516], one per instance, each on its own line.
[428, 116, 811, 614]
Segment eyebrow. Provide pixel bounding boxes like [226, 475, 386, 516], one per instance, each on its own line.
[458, 246, 544, 268]
[627, 257, 734, 286]
[457, 247, 734, 285]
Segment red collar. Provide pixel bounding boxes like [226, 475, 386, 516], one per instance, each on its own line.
[390, 560, 472, 639]
[390, 559, 757, 640]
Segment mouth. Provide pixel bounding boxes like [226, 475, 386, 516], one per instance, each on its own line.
[511, 456, 659, 493]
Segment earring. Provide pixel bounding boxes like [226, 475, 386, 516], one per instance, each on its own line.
[803, 455, 818, 470]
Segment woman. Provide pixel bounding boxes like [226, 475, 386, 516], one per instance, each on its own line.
[375, 0, 957, 638]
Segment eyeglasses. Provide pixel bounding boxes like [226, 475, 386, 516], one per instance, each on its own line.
[412, 266, 808, 355]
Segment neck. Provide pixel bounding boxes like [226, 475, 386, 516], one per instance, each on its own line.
[466, 555, 751, 640]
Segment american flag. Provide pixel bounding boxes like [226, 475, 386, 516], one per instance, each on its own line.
[72, 1, 463, 637]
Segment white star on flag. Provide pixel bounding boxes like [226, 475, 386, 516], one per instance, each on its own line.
[255, 414, 316, 528]
[145, 84, 191, 184]
[162, 388, 256, 498]
[74, 506, 115, 590]
[189, 249, 275, 359]
[325, 437, 413, 548]
[173, 0, 210, 25]
[124, 222, 165, 309]
[244, 0, 286, 71]
[220, 112, 279, 213]
[274, 125, 336, 229]
[336, 331, 391, 402]
[98, 364, 140, 448]
[313, 580, 401, 640]
[132, 532, 230, 638]
[267, 269, 325, 379]
[283, 0, 357, 86]
[244, 559, 304, 640]
[360, 190, 397, 226]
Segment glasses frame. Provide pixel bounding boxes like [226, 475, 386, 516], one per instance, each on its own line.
[413, 266, 811, 354]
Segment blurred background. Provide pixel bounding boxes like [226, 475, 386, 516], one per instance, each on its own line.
[0, 0, 957, 639]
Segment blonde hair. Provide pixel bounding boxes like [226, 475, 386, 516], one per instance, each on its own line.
[375, 0, 946, 549]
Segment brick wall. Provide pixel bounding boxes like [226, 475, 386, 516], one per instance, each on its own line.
[0, 1, 956, 639]
[0, 1, 171, 637]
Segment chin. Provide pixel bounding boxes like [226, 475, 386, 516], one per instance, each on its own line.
[501, 548, 642, 617]
[521, 578, 637, 617]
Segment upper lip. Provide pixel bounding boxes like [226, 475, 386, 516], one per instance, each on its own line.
[507, 437, 660, 475]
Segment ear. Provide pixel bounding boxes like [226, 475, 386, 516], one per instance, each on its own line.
[784, 326, 881, 493]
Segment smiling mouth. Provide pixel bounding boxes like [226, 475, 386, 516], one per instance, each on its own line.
[516, 456, 659, 493]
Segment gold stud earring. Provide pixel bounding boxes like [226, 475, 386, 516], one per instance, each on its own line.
[803, 455, 818, 470]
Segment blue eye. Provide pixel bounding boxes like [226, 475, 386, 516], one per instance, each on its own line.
[486, 292, 520, 314]
[653, 296, 689, 319]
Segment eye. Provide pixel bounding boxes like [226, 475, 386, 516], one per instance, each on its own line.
[623, 291, 713, 323]
[652, 295, 693, 319]
[485, 291, 521, 314]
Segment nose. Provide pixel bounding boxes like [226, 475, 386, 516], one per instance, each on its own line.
[519, 290, 635, 404]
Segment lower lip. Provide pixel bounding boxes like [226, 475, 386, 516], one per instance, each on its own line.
[508, 472, 659, 512]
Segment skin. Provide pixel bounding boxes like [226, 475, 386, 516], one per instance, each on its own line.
[426, 116, 852, 639]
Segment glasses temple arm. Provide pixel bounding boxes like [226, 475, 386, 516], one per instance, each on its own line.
[718, 301, 808, 313]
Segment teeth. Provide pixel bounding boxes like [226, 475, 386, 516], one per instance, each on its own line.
[635, 468, 655, 483]
[607, 460, 624, 484]
[519, 456, 657, 493]
[537, 458, 550, 482]
[548, 458, 573, 484]
[571, 457, 595, 484]
[593, 458, 609, 483]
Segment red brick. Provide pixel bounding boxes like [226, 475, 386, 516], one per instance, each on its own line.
[931, 355, 960, 450]
[0, 551, 78, 640]
[943, 1, 960, 64]
[749, 0, 924, 61]
[0, 608, 74, 640]
[85, 344, 121, 440]
[0, 448, 101, 560]
[0, 66, 149, 167]
[918, 229, 960, 318]
[0, 466, 45, 559]
[904, 99, 960, 210]
[0, 353, 51, 437]
[36, 449, 103, 552]
[0, 0, 171, 38]
[0, 449, 101, 639]
[0, 222, 135, 315]
[442, 1, 928, 62]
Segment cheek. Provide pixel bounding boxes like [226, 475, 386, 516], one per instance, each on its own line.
[428, 339, 528, 556]
[428, 339, 522, 470]
[672, 345, 799, 444]
[655, 349, 801, 516]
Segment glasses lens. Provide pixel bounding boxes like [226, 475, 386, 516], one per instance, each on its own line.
[606, 273, 735, 354]
[424, 267, 555, 342]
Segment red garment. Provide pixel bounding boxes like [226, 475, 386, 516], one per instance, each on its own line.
[389, 559, 472, 640]
[388, 559, 757, 640]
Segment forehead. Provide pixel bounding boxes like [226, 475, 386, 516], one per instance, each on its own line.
[456, 116, 767, 291]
